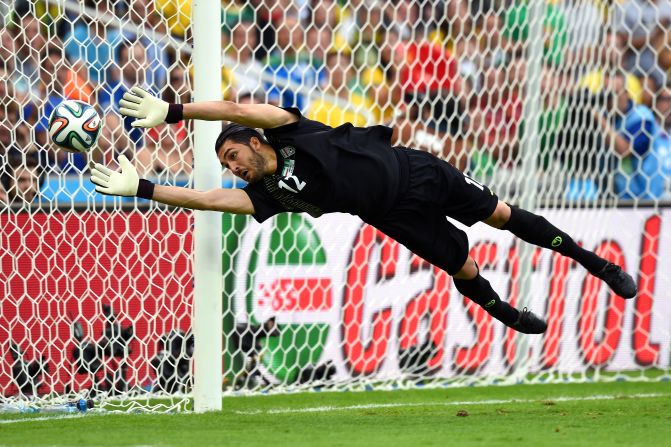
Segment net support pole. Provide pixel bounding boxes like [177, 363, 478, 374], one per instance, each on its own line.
[191, 0, 223, 412]
[513, 0, 545, 379]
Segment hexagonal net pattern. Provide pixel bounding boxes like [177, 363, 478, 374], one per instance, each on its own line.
[0, 0, 194, 412]
[1, 0, 670, 413]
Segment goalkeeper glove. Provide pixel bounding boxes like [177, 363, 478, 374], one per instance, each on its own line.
[90, 154, 154, 199]
[118, 86, 183, 128]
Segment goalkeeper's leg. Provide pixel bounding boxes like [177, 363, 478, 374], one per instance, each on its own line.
[453, 257, 547, 334]
[484, 201, 637, 298]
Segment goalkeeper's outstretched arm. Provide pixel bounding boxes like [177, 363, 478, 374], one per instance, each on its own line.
[118, 86, 297, 129]
[149, 184, 254, 214]
[90, 155, 254, 214]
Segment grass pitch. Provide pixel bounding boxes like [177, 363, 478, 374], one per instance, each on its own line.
[1, 381, 669, 446]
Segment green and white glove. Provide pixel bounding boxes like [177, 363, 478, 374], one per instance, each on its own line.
[90, 154, 154, 199]
[118, 87, 183, 128]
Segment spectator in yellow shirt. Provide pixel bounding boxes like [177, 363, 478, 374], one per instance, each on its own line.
[154, 0, 191, 38]
[306, 51, 373, 127]
[578, 30, 643, 104]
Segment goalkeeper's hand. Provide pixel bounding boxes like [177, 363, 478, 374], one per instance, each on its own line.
[90, 154, 139, 196]
[119, 87, 169, 128]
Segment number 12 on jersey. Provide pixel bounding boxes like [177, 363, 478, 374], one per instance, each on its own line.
[463, 173, 484, 191]
[278, 175, 306, 194]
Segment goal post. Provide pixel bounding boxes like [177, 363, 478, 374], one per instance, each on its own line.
[191, 0, 222, 413]
[514, 0, 545, 378]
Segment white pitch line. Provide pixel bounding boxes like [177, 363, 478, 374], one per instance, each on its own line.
[233, 392, 671, 415]
[0, 393, 667, 423]
[0, 413, 89, 424]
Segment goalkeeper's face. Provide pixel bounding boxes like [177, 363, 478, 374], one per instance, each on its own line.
[218, 138, 267, 184]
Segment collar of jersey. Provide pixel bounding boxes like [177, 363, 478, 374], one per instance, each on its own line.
[273, 148, 283, 175]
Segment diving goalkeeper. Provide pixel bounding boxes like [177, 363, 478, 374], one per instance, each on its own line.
[90, 87, 638, 335]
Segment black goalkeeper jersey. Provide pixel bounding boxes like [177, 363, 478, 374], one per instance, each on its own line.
[243, 108, 406, 223]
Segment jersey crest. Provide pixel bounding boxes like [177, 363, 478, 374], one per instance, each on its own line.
[279, 145, 296, 158]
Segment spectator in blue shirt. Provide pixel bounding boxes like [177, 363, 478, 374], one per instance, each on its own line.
[596, 71, 671, 199]
[107, 0, 169, 90]
[64, 18, 123, 85]
[264, 16, 323, 110]
[14, 12, 48, 101]
[653, 82, 671, 133]
[98, 40, 158, 148]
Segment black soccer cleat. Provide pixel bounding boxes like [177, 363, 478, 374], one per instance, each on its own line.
[594, 262, 638, 299]
[508, 307, 547, 334]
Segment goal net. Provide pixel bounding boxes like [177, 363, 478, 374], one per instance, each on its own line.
[1, 0, 670, 412]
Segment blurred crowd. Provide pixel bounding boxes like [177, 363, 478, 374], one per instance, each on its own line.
[2, 0, 671, 205]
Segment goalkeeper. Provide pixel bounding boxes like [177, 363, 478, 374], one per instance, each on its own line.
[91, 87, 638, 335]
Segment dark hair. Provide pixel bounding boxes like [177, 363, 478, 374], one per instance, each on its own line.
[2, 147, 45, 191]
[214, 123, 266, 156]
[117, 41, 130, 63]
[45, 43, 63, 60]
[116, 39, 145, 63]
[8, 147, 41, 170]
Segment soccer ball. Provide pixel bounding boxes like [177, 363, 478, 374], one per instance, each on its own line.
[48, 100, 102, 153]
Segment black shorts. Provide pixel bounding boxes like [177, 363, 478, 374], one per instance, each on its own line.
[368, 148, 498, 275]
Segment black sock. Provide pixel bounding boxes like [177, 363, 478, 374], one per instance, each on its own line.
[453, 274, 519, 325]
[501, 205, 608, 273]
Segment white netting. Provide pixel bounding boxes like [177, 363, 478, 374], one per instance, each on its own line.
[0, 0, 195, 412]
[1, 0, 670, 413]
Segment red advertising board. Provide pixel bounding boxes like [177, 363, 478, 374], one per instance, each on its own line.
[0, 211, 193, 396]
[2, 207, 669, 396]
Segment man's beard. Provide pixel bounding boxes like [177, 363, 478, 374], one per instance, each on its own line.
[247, 150, 266, 183]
